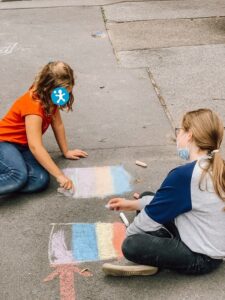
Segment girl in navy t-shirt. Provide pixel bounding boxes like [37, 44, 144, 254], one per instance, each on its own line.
[103, 108, 225, 276]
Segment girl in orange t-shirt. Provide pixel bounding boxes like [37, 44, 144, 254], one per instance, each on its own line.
[0, 61, 87, 195]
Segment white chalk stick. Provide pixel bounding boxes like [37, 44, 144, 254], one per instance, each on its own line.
[135, 160, 147, 168]
[119, 212, 129, 227]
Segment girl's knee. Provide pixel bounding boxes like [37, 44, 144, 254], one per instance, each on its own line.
[35, 170, 50, 191]
[21, 170, 50, 193]
[40, 170, 50, 185]
[122, 235, 140, 260]
[12, 168, 28, 190]
[0, 168, 28, 194]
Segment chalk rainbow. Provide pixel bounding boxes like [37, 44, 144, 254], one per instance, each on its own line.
[62, 165, 132, 198]
[49, 223, 126, 265]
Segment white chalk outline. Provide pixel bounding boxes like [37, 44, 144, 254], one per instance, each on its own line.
[48, 222, 126, 264]
[48, 224, 55, 265]
[0, 42, 18, 56]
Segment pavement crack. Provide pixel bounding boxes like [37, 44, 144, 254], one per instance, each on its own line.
[101, 5, 107, 23]
[48, 143, 175, 154]
[106, 15, 225, 24]
[147, 69, 175, 130]
[114, 42, 225, 52]
[0, 0, 151, 11]
[101, 5, 121, 65]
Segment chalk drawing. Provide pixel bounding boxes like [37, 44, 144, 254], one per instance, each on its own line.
[45, 222, 126, 300]
[49, 222, 126, 264]
[59, 165, 132, 199]
[0, 43, 18, 56]
[44, 264, 92, 300]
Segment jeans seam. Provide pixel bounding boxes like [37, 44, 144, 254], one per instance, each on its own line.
[0, 160, 15, 181]
[0, 158, 12, 170]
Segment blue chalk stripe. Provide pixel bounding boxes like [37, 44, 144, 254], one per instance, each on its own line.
[111, 166, 132, 195]
[72, 223, 99, 262]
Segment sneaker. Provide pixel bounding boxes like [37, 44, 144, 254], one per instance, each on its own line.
[102, 258, 158, 277]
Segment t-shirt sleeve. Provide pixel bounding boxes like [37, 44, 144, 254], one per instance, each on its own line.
[144, 162, 196, 224]
[20, 98, 43, 119]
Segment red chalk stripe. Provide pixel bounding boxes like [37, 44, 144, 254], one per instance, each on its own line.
[113, 222, 126, 258]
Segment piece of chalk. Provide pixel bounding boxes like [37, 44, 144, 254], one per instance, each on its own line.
[57, 187, 74, 196]
[105, 204, 110, 209]
[135, 178, 142, 183]
[119, 212, 129, 227]
[80, 268, 89, 273]
[133, 193, 140, 199]
[135, 160, 147, 168]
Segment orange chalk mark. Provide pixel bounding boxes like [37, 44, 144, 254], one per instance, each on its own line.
[113, 222, 126, 258]
[44, 264, 92, 300]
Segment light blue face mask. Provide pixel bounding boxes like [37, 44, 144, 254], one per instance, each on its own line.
[177, 148, 190, 160]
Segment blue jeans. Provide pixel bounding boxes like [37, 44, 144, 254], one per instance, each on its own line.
[0, 142, 50, 195]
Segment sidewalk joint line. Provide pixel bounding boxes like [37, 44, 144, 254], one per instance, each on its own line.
[48, 143, 175, 154]
[101, 5, 121, 65]
[115, 42, 225, 53]
[106, 15, 225, 24]
[0, 0, 151, 11]
[147, 69, 175, 130]
[119, 43, 225, 52]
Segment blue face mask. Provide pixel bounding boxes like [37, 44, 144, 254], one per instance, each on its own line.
[177, 148, 190, 160]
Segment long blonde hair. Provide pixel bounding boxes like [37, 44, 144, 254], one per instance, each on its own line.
[31, 61, 75, 115]
[182, 108, 225, 202]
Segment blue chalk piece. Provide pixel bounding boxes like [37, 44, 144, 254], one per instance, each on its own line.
[72, 223, 98, 262]
[111, 166, 132, 195]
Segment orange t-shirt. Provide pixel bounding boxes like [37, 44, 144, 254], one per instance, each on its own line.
[0, 90, 57, 145]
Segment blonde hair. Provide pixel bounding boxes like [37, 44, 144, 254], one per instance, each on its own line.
[31, 61, 75, 115]
[182, 108, 225, 203]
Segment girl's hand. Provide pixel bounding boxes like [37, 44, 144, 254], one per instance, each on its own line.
[56, 174, 75, 191]
[107, 198, 139, 211]
[64, 149, 88, 160]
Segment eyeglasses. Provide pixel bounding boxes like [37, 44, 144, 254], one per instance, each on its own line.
[174, 127, 183, 138]
[175, 126, 225, 139]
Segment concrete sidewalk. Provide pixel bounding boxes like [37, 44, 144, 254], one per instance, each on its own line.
[0, 1, 224, 299]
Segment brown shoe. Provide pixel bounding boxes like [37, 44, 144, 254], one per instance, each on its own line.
[102, 259, 158, 277]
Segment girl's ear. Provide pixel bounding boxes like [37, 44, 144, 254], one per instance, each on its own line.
[187, 130, 193, 142]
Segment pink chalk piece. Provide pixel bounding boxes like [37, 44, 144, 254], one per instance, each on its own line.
[44, 264, 92, 300]
[133, 193, 140, 199]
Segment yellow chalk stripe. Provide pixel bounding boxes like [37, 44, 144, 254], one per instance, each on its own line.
[96, 223, 117, 260]
[95, 167, 114, 197]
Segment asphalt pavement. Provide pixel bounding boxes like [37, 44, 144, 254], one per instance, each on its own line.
[0, 1, 225, 299]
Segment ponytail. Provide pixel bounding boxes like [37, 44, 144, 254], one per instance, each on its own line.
[199, 150, 225, 205]
[211, 151, 225, 203]
[182, 109, 225, 204]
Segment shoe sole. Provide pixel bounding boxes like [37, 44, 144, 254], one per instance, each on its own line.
[102, 264, 158, 277]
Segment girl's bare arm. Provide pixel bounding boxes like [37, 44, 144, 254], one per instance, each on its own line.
[107, 198, 141, 211]
[25, 115, 74, 190]
[51, 108, 69, 156]
[51, 109, 88, 159]
[25, 114, 63, 178]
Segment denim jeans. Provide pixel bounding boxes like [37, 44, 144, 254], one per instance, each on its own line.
[122, 192, 223, 275]
[0, 141, 50, 195]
